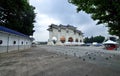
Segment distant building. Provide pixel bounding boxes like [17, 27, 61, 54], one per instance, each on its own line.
[0, 26, 32, 53]
[47, 24, 84, 45]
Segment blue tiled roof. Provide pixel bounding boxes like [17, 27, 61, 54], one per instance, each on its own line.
[0, 26, 29, 38]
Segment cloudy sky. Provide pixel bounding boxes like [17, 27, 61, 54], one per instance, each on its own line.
[29, 0, 109, 41]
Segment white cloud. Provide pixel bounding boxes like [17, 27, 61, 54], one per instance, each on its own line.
[30, 0, 109, 41]
[33, 13, 61, 41]
[79, 24, 109, 38]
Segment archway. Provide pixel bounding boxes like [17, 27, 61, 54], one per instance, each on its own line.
[80, 40, 82, 42]
[52, 37, 57, 44]
[60, 36, 66, 43]
[75, 39, 78, 42]
[68, 37, 73, 42]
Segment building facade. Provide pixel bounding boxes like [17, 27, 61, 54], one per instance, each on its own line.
[47, 24, 84, 45]
[0, 26, 32, 53]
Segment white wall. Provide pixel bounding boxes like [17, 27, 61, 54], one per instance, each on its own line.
[0, 32, 32, 53]
[0, 32, 8, 46]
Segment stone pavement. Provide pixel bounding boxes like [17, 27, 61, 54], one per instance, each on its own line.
[0, 45, 120, 76]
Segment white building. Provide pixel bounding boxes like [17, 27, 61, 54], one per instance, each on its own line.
[47, 24, 84, 45]
[0, 26, 32, 53]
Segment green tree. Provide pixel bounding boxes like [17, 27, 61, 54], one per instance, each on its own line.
[84, 35, 105, 43]
[0, 0, 35, 36]
[84, 37, 89, 43]
[84, 37, 93, 43]
[69, 0, 120, 38]
[93, 35, 105, 43]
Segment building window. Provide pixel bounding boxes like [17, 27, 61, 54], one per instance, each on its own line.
[58, 28, 61, 32]
[13, 41, 16, 44]
[58, 29, 61, 32]
[21, 41, 23, 45]
[66, 30, 69, 33]
[74, 31, 76, 34]
[80, 40, 82, 42]
[0, 40, 3, 44]
[75, 39, 78, 42]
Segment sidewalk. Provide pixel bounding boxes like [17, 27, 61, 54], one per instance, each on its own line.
[0, 46, 120, 76]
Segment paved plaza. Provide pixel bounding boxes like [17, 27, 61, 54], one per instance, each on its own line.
[0, 45, 120, 76]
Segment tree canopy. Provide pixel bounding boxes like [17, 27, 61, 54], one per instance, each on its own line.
[0, 0, 35, 36]
[84, 35, 105, 43]
[69, 0, 120, 38]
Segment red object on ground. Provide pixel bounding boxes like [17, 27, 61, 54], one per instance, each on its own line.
[105, 44, 117, 50]
[103, 40, 118, 50]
